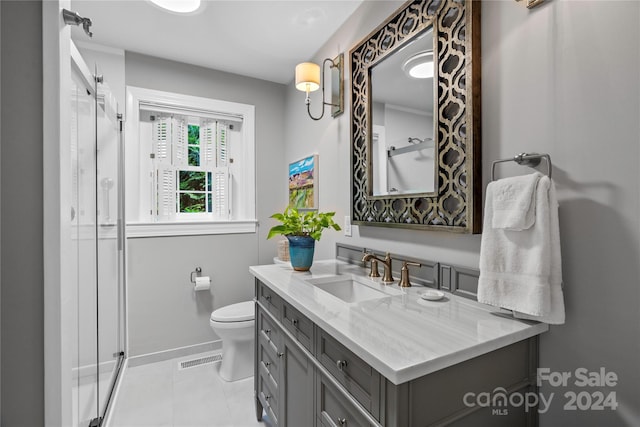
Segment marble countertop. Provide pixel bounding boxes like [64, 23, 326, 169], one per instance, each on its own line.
[250, 260, 549, 385]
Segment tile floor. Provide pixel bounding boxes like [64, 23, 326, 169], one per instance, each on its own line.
[107, 352, 266, 427]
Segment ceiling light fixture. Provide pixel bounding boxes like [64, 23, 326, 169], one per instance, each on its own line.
[402, 50, 434, 79]
[295, 54, 344, 121]
[148, 0, 202, 14]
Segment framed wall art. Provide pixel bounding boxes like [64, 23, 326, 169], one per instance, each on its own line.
[288, 154, 318, 210]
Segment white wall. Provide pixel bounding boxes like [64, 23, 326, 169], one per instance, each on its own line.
[124, 52, 287, 356]
[284, 1, 640, 425]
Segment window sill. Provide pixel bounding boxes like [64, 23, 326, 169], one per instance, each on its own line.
[126, 220, 257, 238]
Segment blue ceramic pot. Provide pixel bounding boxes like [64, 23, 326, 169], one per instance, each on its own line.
[286, 235, 316, 271]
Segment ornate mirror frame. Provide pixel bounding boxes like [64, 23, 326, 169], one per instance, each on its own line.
[350, 0, 481, 233]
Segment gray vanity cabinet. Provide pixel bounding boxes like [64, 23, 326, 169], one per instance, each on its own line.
[316, 328, 381, 419]
[317, 372, 372, 427]
[255, 279, 540, 427]
[255, 284, 314, 427]
[281, 333, 314, 426]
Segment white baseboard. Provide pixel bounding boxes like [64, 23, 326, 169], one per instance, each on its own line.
[127, 340, 222, 368]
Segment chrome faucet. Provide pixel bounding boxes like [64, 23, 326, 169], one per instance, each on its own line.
[362, 252, 394, 283]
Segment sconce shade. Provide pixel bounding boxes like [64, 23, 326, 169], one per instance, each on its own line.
[295, 62, 321, 92]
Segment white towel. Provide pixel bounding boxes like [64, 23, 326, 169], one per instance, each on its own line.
[478, 175, 565, 325]
[491, 172, 542, 230]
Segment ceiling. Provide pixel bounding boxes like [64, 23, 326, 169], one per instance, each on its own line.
[371, 28, 434, 114]
[70, 0, 365, 85]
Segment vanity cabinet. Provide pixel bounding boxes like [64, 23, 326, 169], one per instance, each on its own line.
[254, 279, 540, 427]
[317, 371, 371, 427]
[316, 328, 381, 419]
[255, 282, 314, 427]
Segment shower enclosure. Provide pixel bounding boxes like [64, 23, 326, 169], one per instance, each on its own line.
[70, 44, 125, 427]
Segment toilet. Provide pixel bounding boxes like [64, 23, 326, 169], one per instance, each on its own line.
[209, 301, 255, 381]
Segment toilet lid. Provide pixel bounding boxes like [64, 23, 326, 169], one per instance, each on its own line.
[210, 301, 254, 322]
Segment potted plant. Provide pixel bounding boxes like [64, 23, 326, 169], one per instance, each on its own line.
[267, 207, 341, 271]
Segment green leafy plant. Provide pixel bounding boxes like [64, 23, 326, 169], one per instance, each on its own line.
[267, 207, 341, 241]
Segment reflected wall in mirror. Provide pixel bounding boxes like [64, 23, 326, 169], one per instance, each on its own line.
[350, 0, 481, 232]
[370, 26, 436, 196]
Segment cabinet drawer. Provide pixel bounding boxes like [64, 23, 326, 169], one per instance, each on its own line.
[282, 301, 313, 352]
[258, 306, 282, 354]
[258, 339, 279, 385]
[257, 280, 283, 320]
[317, 329, 380, 419]
[317, 373, 371, 427]
[258, 370, 280, 425]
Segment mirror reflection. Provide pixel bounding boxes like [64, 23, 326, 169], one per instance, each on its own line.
[370, 27, 435, 196]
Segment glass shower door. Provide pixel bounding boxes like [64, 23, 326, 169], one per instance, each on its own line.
[70, 50, 125, 427]
[95, 69, 125, 419]
[71, 64, 99, 427]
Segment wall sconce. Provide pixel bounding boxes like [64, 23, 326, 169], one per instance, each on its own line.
[295, 54, 344, 120]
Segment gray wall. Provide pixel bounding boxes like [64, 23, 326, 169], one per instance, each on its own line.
[0, 1, 3, 420]
[124, 52, 287, 356]
[482, 3, 639, 425]
[284, 1, 640, 425]
[0, 1, 45, 426]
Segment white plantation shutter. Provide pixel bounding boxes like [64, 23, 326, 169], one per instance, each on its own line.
[216, 122, 228, 166]
[146, 105, 242, 222]
[152, 116, 171, 165]
[200, 119, 216, 168]
[212, 167, 231, 218]
[151, 116, 173, 221]
[156, 167, 176, 219]
[172, 115, 188, 167]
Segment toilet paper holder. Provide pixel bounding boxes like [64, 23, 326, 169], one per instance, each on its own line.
[190, 267, 202, 284]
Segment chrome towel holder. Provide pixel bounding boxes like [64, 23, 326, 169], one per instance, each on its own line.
[491, 152, 553, 181]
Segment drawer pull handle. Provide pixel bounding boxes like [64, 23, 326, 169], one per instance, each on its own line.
[336, 360, 348, 371]
[292, 319, 299, 326]
[264, 362, 271, 367]
[278, 352, 284, 358]
[337, 417, 347, 425]
[262, 329, 271, 334]
[265, 394, 271, 400]
[265, 295, 272, 301]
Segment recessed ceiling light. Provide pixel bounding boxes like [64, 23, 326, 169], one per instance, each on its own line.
[148, 0, 202, 14]
[402, 50, 434, 79]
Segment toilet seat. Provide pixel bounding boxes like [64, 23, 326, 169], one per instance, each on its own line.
[210, 301, 254, 323]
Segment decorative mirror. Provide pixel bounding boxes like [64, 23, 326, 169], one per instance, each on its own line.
[350, 0, 481, 232]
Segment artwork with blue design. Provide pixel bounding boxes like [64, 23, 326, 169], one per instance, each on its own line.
[288, 154, 318, 209]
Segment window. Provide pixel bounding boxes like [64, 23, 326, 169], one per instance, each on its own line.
[125, 87, 256, 237]
[152, 115, 231, 219]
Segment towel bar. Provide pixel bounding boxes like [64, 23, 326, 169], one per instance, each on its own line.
[490, 152, 552, 181]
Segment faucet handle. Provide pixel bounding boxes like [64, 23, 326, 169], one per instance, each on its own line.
[362, 251, 380, 278]
[368, 258, 380, 278]
[399, 261, 421, 288]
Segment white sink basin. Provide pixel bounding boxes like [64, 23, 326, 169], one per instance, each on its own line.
[305, 274, 402, 303]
